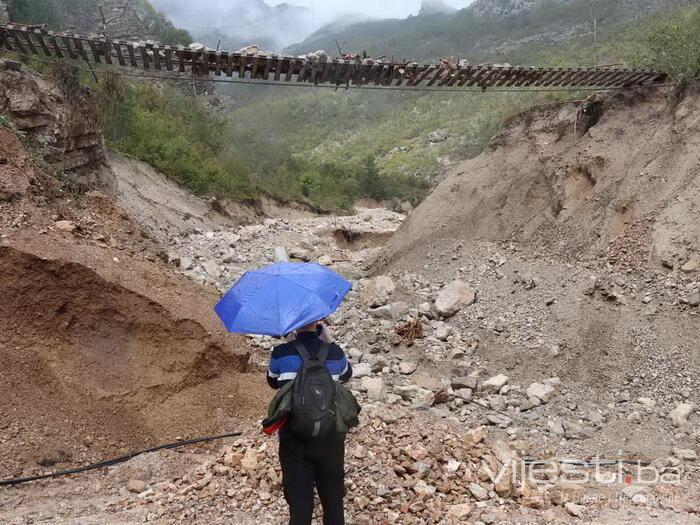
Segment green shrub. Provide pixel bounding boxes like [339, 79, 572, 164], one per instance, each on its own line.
[95, 77, 255, 201]
[630, 7, 700, 80]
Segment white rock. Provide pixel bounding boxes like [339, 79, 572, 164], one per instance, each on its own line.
[361, 276, 396, 307]
[399, 362, 417, 375]
[273, 246, 289, 262]
[565, 502, 584, 517]
[318, 255, 333, 266]
[353, 363, 371, 378]
[362, 377, 386, 401]
[481, 374, 509, 394]
[413, 480, 436, 498]
[54, 220, 77, 232]
[468, 482, 489, 501]
[434, 280, 476, 317]
[527, 382, 557, 403]
[433, 321, 451, 341]
[669, 403, 694, 426]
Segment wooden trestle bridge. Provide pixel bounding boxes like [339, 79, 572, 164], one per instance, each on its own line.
[0, 23, 668, 90]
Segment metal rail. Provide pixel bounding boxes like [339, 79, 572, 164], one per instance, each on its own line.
[0, 24, 668, 90]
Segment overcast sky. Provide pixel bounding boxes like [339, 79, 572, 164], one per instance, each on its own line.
[269, 0, 474, 26]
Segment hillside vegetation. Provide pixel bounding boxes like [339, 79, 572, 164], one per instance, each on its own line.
[9, 2, 697, 212]
[286, 0, 694, 62]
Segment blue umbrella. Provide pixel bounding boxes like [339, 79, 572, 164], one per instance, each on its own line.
[214, 262, 352, 337]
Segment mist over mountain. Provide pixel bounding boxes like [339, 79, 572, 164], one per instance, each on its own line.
[149, 0, 313, 51]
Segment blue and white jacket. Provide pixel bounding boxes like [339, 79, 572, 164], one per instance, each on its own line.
[267, 331, 352, 389]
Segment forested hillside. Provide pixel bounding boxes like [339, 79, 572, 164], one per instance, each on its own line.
[286, 0, 695, 62]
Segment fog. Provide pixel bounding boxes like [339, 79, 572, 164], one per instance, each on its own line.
[268, 1, 474, 27]
[150, 0, 475, 51]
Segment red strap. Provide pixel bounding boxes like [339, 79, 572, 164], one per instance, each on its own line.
[263, 415, 288, 435]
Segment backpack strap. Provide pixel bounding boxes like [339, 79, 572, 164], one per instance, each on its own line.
[294, 341, 331, 366]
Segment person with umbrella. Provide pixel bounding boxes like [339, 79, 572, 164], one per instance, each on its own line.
[215, 262, 356, 525]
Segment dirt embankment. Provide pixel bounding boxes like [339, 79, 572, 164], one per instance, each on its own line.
[380, 89, 699, 273]
[0, 125, 264, 477]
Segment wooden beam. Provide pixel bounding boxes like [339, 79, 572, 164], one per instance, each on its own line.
[73, 37, 90, 62]
[86, 38, 102, 63]
[60, 36, 77, 59]
[9, 29, 27, 53]
[48, 34, 63, 58]
[152, 44, 161, 70]
[33, 31, 52, 56]
[20, 30, 38, 55]
[164, 46, 173, 71]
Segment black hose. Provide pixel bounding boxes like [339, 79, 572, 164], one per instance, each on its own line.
[0, 431, 243, 487]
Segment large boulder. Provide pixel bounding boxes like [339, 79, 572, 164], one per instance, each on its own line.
[434, 280, 476, 317]
[361, 276, 396, 307]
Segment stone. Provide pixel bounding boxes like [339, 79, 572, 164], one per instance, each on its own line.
[222, 252, 238, 264]
[452, 376, 479, 390]
[202, 260, 221, 278]
[273, 246, 290, 262]
[179, 256, 194, 270]
[468, 482, 489, 501]
[289, 246, 310, 261]
[669, 403, 694, 427]
[222, 451, 244, 467]
[362, 377, 386, 401]
[637, 397, 656, 410]
[433, 321, 451, 341]
[369, 305, 394, 320]
[398, 361, 417, 375]
[394, 385, 434, 408]
[127, 479, 147, 493]
[564, 502, 584, 517]
[526, 382, 557, 403]
[491, 439, 517, 465]
[434, 280, 476, 317]
[240, 448, 258, 472]
[481, 374, 509, 394]
[446, 503, 472, 519]
[413, 480, 437, 498]
[361, 276, 396, 307]
[456, 388, 473, 401]
[318, 255, 333, 266]
[391, 301, 410, 318]
[412, 374, 443, 392]
[54, 220, 77, 232]
[353, 363, 372, 379]
[689, 292, 700, 307]
[681, 258, 699, 273]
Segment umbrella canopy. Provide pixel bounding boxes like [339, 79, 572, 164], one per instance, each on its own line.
[214, 262, 352, 337]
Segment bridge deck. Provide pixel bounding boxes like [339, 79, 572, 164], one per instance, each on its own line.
[0, 24, 667, 90]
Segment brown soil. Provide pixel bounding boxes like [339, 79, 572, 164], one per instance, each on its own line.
[380, 89, 699, 272]
[0, 128, 266, 479]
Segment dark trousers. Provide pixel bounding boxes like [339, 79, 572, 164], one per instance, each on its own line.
[279, 431, 346, 525]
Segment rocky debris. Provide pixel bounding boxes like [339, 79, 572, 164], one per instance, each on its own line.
[141, 412, 553, 523]
[434, 280, 476, 317]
